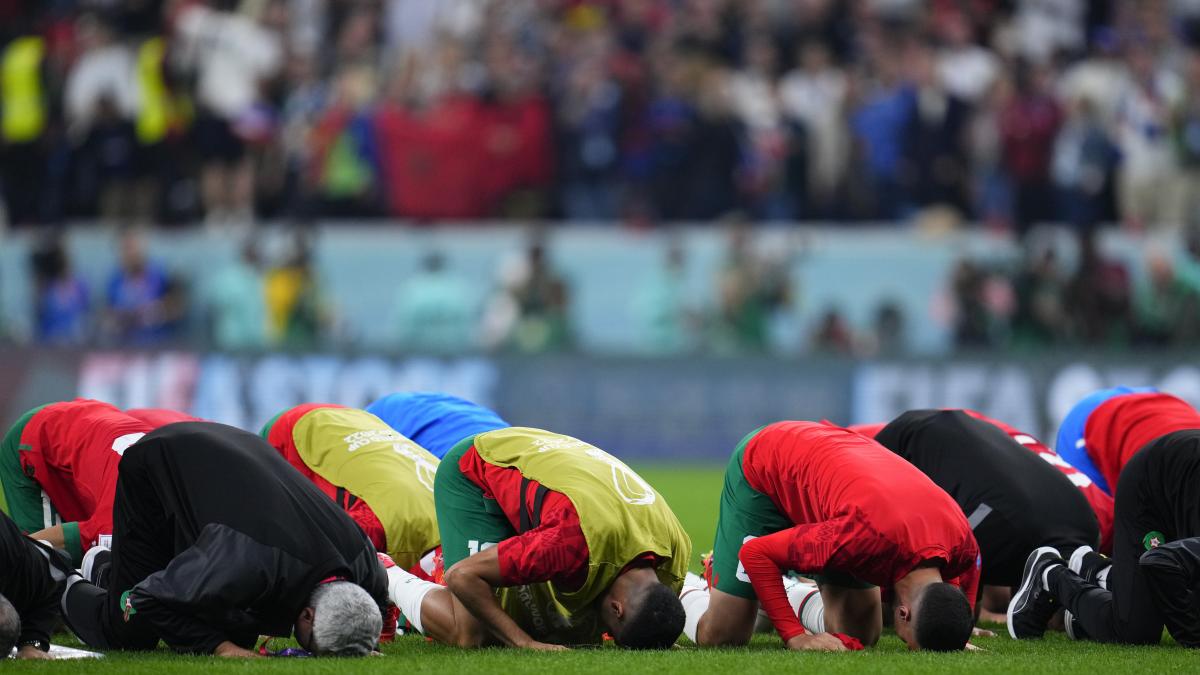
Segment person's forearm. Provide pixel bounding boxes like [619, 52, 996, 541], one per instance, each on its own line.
[29, 524, 64, 549]
[739, 536, 805, 642]
[445, 568, 536, 648]
[214, 641, 261, 658]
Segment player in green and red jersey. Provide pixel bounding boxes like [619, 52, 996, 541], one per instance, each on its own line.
[685, 421, 980, 652]
[0, 399, 190, 565]
[383, 427, 691, 650]
[261, 403, 442, 581]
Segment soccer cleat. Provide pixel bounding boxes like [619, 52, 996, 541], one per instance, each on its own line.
[80, 545, 112, 590]
[1007, 547, 1064, 640]
[1068, 545, 1111, 589]
[700, 550, 715, 589]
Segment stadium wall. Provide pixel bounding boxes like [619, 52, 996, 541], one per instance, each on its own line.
[3, 349, 1198, 460]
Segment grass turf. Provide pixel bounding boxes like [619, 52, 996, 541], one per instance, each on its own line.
[7, 465, 1192, 672]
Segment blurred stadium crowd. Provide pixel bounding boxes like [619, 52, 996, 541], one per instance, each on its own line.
[6, 0, 1200, 356]
[17, 224, 1200, 356]
[4, 0, 1200, 227]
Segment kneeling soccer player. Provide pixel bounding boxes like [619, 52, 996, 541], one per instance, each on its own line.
[0, 509, 75, 659]
[385, 427, 691, 649]
[869, 410, 1100, 636]
[684, 422, 980, 652]
[61, 422, 388, 656]
[365, 392, 509, 459]
[0, 399, 189, 565]
[1011, 429, 1200, 646]
[262, 403, 441, 576]
[1055, 386, 1200, 496]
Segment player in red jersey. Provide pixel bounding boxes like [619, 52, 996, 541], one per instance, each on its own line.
[260, 403, 444, 584]
[0, 399, 154, 565]
[122, 408, 198, 428]
[1056, 389, 1200, 498]
[684, 422, 980, 652]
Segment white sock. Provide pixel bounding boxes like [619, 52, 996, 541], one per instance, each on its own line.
[679, 586, 710, 643]
[387, 566, 440, 634]
[786, 580, 824, 633]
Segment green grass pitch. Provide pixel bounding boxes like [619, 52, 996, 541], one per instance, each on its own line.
[7, 465, 1194, 672]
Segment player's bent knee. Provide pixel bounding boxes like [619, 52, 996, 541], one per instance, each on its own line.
[696, 615, 754, 647]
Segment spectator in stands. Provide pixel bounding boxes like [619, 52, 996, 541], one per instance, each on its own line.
[1170, 49, 1200, 231]
[391, 252, 477, 353]
[811, 307, 855, 355]
[307, 65, 383, 218]
[72, 95, 138, 223]
[1012, 247, 1071, 348]
[862, 300, 907, 356]
[728, 32, 789, 219]
[935, 10, 999, 104]
[203, 239, 266, 351]
[103, 230, 184, 345]
[1134, 250, 1200, 345]
[1000, 60, 1062, 233]
[1067, 231, 1131, 346]
[634, 240, 697, 354]
[950, 258, 1006, 348]
[968, 76, 1015, 229]
[0, 26, 56, 226]
[850, 38, 916, 220]
[779, 40, 850, 220]
[507, 240, 572, 352]
[174, 0, 283, 225]
[712, 223, 791, 352]
[556, 25, 624, 221]
[264, 231, 329, 349]
[62, 14, 135, 145]
[29, 231, 90, 345]
[899, 44, 971, 214]
[1051, 96, 1118, 230]
[1115, 40, 1184, 230]
[650, 50, 742, 221]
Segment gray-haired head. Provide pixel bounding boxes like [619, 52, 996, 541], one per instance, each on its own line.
[0, 593, 20, 654]
[308, 582, 382, 656]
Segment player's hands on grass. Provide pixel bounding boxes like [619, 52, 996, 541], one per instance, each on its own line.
[972, 626, 996, 637]
[15, 645, 53, 660]
[520, 640, 570, 652]
[785, 633, 848, 652]
[965, 642, 987, 651]
[215, 641, 262, 658]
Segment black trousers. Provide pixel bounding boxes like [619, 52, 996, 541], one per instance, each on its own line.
[64, 445, 176, 649]
[1051, 429, 1200, 644]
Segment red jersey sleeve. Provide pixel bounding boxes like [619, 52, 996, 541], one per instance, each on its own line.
[495, 493, 589, 588]
[346, 498, 388, 554]
[738, 527, 810, 642]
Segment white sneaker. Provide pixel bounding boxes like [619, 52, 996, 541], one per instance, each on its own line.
[1068, 546, 1093, 575]
[80, 545, 112, 586]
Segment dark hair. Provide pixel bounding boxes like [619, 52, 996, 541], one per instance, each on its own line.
[914, 583, 973, 652]
[0, 594, 20, 654]
[614, 582, 685, 650]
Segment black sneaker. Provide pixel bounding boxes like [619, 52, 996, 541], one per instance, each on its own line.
[81, 545, 112, 589]
[1007, 547, 1064, 640]
[1064, 610, 1090, 641]
[1068, 546, 1111, 588]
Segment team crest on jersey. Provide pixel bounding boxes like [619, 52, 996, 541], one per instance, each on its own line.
[1143, 531, 1166, 550]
